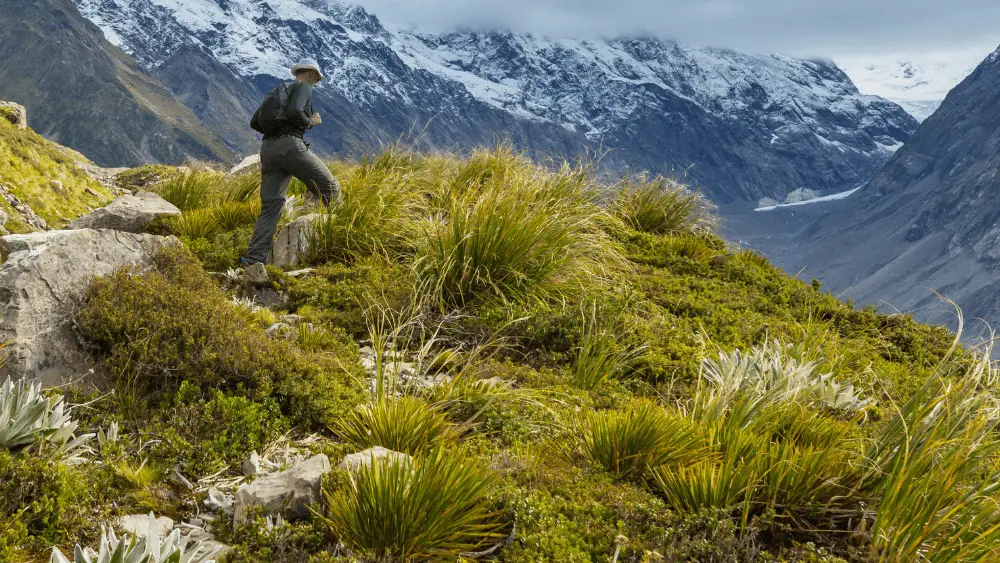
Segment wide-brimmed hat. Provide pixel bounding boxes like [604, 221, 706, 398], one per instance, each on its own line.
[291, 58, 324, 80]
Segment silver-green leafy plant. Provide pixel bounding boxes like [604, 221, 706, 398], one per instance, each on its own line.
[50, 513, 220, 563]
[1, 376, 93, 458]
[697, 340, 873, 418]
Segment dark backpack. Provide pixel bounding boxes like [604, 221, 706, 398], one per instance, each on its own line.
[250, 82, 302, 136]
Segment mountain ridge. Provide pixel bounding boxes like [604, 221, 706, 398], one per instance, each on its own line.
[73, 0, 918, 204]
[0, 0, 236, 167]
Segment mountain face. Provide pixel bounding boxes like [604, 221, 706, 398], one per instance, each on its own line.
[729, 46, 1000, 331]
[73, 0, 918, 204]
[0, 0, 235, 167]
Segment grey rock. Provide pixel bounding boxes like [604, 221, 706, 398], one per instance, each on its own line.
[233, 454, 331, 527]
[782, 188, 821, 204]
[280, 314, 302, 326]
[244, 262, 269, 285]
[0, 229, 177, 385]
[339, 447, 412, 472]
[205, 487, 235, 515]
[757, 197, 780, 208]
[0, 101, 27, 129]
[68, 191, 181, 233]
[242, 451, 263, 476]
[269, 214, 320, 269]
[265, 323, 290, 338]
[119, 513, 174, 537]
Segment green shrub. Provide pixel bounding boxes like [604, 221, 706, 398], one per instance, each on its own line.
[577, 401, 710, 480]
[321, 449, 501, 560]
[0, 452, 104, 554]
[152, 386, 289, 476]
[182, 226, 254, 272]
[335, 397, 459, 456]
[287, 258, 412, 337]
[76, 247, 364, 429]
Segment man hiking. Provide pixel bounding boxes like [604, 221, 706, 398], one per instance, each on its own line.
[242, 58, 341, 270]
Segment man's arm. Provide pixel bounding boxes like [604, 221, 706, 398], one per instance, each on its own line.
[286, 82, 313, 129]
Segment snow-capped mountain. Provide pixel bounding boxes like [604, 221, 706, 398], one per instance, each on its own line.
[72, 0, 918, 204]
[838, 48, 989, 121]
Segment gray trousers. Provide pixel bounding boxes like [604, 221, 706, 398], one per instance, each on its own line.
[244, 136, 341, 264]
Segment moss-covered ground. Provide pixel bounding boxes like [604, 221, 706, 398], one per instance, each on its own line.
[5, 146, 991, 563]
[0, 118, 111, 229]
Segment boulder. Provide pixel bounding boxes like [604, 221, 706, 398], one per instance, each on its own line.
[233, 454, 331, 527]
[782, 188, 821, 204]
[0, 101, 27, 129]
[0, 229, 177, 385]
[339, 447, 411, 472]
[68, 191, 181, 233]
[269, 214, 320, 268]
[756, 197, 780, 208]
[242, 451, 263, 476]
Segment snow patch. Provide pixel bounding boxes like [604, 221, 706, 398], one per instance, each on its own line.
[755, 187, 861, 212]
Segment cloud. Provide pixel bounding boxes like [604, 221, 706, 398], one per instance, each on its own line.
[349, 0, 1000, 57]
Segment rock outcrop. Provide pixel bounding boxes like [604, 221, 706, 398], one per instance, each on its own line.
[339, 447, 411, 472]
[0, 229, 177, 385]
[269, 214, 319, 269]
[232, 454, 331, 527]
[0, 101, 27, 129]
[783, 188, 822, 204]
[68, 191, 181, 233]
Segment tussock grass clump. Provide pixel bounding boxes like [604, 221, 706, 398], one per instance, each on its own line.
[571, 305, 647, 391]
[212, 201, 260, 231]
[613, 175, 717, 235]
[168, 208, 220, 240]
[864, 330, 1000, 561]
[306, 153, 424, 264]
[335, 397, 459, 456]
[578, 401, 710, 480]
[321, 449, 501, 560]
[414, 156, 624, 307]
[156, 171, 218, 211]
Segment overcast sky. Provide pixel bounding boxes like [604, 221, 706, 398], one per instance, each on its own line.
[351, 0, 1000, 58]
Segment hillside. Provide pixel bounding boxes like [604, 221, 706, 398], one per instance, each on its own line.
[0, 109, 112, 232]
[6, 117, 1000, 562]
[0, 0, 236, 167]
[68, 0, 918, 205]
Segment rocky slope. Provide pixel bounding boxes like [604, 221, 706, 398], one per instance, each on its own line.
[72, 0, 918, 204]
[729, 46, 1000, 332]
[0, 0, 235, 167]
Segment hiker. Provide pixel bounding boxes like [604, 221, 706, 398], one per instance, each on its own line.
[242, 58, 341, 268]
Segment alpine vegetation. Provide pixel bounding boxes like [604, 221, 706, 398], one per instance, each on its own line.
[50, 513, 220, 563]
[4, 132, 993, 562]
[0, 377, 92, 457]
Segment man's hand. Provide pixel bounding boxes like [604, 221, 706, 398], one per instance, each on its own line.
[309, 112, 322, 127]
